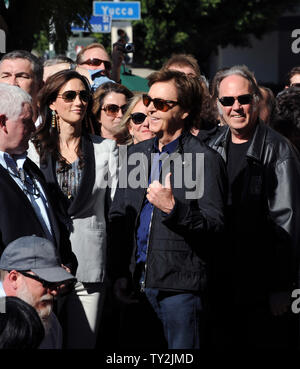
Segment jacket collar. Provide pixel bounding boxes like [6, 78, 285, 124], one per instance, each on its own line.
[215, 120, 267, 163]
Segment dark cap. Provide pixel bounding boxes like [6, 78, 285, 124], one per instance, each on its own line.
[0, 235, 76, 283]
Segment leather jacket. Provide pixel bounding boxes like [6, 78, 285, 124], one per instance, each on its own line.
[207, 121, 300, 297]
[108, 131, 227, 293]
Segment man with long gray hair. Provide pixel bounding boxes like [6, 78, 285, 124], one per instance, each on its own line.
[208, 64, 300, 348]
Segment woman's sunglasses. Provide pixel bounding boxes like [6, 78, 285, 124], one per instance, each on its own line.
[142, 94, 178, 112]
[57, 90, 90, 103]
[102, 104, 127, 117]
[79, 58, 112, 70]
[130, 112, 147, 124]
[218, 94, 253, 107]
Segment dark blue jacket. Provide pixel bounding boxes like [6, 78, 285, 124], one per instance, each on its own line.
[108, 131, 227, 293]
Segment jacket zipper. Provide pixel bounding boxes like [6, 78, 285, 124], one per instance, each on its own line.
[140, 208, 154, 292]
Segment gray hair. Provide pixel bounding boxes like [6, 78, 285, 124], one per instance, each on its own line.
[211, 65, 262, 115]
[0, 50, 43, 85]
[0, 84, 32, 120]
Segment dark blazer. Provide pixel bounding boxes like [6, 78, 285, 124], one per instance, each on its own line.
[0, 158, 77, 273]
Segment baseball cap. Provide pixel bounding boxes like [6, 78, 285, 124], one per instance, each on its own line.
[0, 235, 76, 283]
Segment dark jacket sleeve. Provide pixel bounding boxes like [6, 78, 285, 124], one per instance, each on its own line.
[107, 185, 135, 282]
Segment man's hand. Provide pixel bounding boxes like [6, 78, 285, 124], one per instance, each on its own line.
[146, 172, 175, 214]
[111, 42, 124, 82]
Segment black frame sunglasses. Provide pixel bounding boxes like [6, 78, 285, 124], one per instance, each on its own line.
[79, 58, 111, 70]
[218, 94, 253, 107]
[18, 271, 63, 290]
[130, 112, 147, 124]
[142, 94, 178, 112]
[57, 90, 90, 103]
[102, 104, 127, 116]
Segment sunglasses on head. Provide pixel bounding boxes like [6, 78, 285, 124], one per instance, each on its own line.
[18, 271, 63, 290]
[102, 104, 127, 117]
[218, 94, 253, 107]
[79, 58, 111, 70]
[142, 94, 178, 112]
[57, 90, 90, 103]
[130, 112, 147, 124]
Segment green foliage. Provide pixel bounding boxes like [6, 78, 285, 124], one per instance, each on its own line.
[0, 0, 92, 53]
[33, 31, 49, 56]
[132, 0, 297, 72]
[0, 0, 297, 74]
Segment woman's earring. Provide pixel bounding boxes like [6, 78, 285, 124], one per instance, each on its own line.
[51, 110, 56, 129]
[56, 114, 60, 134]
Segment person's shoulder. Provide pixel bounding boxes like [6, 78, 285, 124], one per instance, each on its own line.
[89, 134, 117, 150]
[259, 123, 300, 161]
[128, 138, 154, 154]
[197, 125, 227, 144]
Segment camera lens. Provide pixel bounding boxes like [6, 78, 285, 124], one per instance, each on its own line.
[124, 43, 134, 53]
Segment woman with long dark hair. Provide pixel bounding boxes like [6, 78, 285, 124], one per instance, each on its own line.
[29, 69, 118, 349]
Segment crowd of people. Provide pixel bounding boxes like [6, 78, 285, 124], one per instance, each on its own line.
[0, 40, 300, 352]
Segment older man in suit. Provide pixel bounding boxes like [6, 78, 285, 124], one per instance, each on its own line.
[0, 82, 76, 273]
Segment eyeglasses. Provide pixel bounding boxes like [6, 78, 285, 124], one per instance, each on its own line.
[290, 83, 300, 88]
[218, 94, 253, 107]
[18, 271, 64, 290]
[142, 94, 178, 112]
[79, 58, 111, 70]
[57, 90, 90, 103]
[102, 104, 127, 117]
[130, 112, 147, 124]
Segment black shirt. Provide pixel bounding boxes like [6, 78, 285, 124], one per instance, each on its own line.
[226, 138, 251, 206]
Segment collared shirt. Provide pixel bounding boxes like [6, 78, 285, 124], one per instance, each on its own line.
[0, 151, 54, 243]
[0, 281, 5, 298]
[136, 137, 179, 264]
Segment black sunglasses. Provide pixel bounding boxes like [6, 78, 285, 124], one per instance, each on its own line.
[142, 94, 178, 112]
[79, 58, 111, 70]
[218, 94, 253, 107]
[130, 112, 147, 124]
[102, 104, 127, 116]
[57, 90, 90, 103]
[18, 271, 63, 290]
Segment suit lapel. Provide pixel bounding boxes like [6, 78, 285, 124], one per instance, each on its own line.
[0, 163, 39, 216]
[24, 159, 61, 247]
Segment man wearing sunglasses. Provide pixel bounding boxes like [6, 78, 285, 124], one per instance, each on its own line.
[76, 42, 123, 88]
[109, 70, 227, 349]
[0, 235, 77, 349]
[208, 64, 300, 349]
